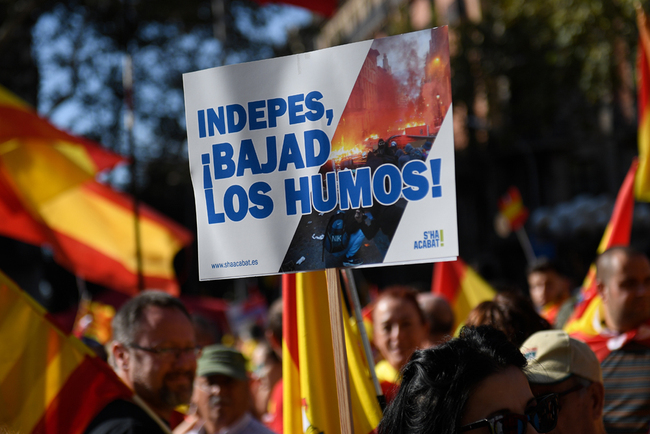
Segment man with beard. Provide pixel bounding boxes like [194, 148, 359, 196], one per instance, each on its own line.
[85, 291, 198, 433]
[190, 345, 274, 434]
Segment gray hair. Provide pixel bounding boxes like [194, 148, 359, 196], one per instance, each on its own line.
[112, 290, 191, 345]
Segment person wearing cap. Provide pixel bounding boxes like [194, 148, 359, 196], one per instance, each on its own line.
[190, 345, 274, 434]
[521, 330, 606, 434]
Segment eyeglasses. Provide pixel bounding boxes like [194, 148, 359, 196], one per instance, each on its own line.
[553, 381, 587, 411]
[128, 343, 200, 359]
[460, 393, 558, 434]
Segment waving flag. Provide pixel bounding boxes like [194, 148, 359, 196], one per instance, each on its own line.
[0, 85, 124, 246]
[498, 186, 529, 231]
[0, 86, 192, 295]
[564, 160, 636, 334]
[283, 271, 382, 434]
[432, 257, 497, 330]
[0, 270, 133, 433]
[636, 5, 650, 201]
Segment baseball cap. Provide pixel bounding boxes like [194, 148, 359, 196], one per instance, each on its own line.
[520, 330, 602, 384]
[197, 344, 248, 380]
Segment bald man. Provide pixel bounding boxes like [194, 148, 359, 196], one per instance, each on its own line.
[569, 246, 650, 434]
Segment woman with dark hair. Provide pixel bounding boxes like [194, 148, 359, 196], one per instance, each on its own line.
[378, 326, 559, 434]
[466, 291, 551, 347]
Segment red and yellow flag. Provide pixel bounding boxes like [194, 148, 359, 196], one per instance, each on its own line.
[432, 258, 497, 330]
[564, 159, 638, 334]
[282, 271, 382, 434]
[564, 160, 636, 334]
[0, 270, 133, 433]
[0, 85, 124, 246]
[635, 5, 650, 201]
[0, 86, 193, 295]
[498, 186, 529, 231]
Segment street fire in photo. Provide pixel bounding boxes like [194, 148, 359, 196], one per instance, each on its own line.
[328, 27, 452, 169]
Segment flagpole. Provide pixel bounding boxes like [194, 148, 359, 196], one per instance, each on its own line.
[514, 227, 536, 266]
[341, 268, 386, 410]
[326, 268, 355, 433]
[123, 0, 144, 291]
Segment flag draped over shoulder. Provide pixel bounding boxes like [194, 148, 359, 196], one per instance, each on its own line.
[0, 86, 193, 295]
[432, 258, 497, 330]
[564, 160, 637, 334]
[0, 270, 133, 433]
[635, 6, 650, 201]
[283, 271, 382, 434]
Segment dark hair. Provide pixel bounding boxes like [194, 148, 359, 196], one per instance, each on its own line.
[418, 293, 454, 336]
[112, 290, 191, 345]
[374, 286, 426, 325]
[526, 257, 560, 277]
[378, 326, 527, 434]
[465, 291, 550, 347]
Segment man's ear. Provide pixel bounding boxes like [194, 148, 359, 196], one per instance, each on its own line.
[596, 278, 608, 302]
[588, 381, 605, 419]
[111, 341, 130, 372]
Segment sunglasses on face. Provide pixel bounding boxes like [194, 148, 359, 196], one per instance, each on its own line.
[460, 393, 559, 434]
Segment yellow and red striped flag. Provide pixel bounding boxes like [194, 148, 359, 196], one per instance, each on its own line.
[33, 180, 193, 295]
[432, 257, 497, 330]
[0, 269, 133, 433]
[498, 186, 529, 231]
[564, 160, 636, 335]
[282, 271, 382, 434]
[0, 86, 193, 295]
[635, 5, 650, 201]
[0, 85, 124, 247]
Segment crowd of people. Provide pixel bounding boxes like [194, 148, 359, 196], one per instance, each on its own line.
[81, 245, 650, 434]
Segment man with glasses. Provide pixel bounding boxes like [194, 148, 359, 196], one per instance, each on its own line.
[521, 330, 606, 434]
[188, 345, 274, 434]
[85, 290, 198, 433]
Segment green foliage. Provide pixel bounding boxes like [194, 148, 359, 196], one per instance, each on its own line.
[447, 0, 639, 151]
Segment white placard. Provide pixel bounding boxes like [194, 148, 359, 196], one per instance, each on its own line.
[184, 27, 458, 280]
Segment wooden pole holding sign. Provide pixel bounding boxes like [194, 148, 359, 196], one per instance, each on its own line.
[326, 268, 355, 434]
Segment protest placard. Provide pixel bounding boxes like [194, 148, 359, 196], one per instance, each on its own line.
[184, 27, 458, 280]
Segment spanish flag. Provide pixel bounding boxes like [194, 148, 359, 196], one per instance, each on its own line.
[0, 86, 193, 295]
[564, 160, 636, 334]
[498, 187, 529, 231]
[635, 5, 650, 201]
[432, 258, 497, 330]
[0, 85, 124, 247]
[0, 270, 133, 433]
[283, 271, 382, 434]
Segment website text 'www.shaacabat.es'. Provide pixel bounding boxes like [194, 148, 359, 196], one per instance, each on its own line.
[211, 259, 258, 269]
